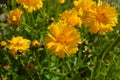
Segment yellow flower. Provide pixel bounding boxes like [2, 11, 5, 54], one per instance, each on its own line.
[74, 0, 96, 16]
[0, 41, 7, 47]
[31, 40, 41, 49]
[59, 8, 82, 27]
[59, 0, 65, 4]
[17, 0, 43, 13]
[7, 8, 23, 25]
[8, 36, 30, 59]
[84, 2, 118, 34]
[44, 21, 82, 58]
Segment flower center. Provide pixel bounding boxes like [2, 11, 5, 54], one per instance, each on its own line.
[12, 16, 17, 21]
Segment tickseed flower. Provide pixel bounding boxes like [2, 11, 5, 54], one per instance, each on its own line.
[31, 40, 41, 49]
[59, 0, 65, 4]
[26, 63, 34, 72]
[8, 36, 30, 59]
[17, 0, 43, 13]
[7, 8, 23, 25]
[0, 41, 7, 47]
[74, 0, 96, 16]
[84, 2, 118, 34]
[45, 21, 82, 58]
[59, 8, 82, 27]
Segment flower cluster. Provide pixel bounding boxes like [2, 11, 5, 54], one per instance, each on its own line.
[73, 0, 118, 34]
[44, 0, 118, 58]
[0, 37, 41, 59]
[5, 0, 118, 59]
[0, 0, 119, 79]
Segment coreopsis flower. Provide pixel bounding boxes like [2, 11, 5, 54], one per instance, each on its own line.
[59, 0, 65, 4]
[8, 36, 30, 59]
[44, 21, 82, 58]
[31, 40, 40, 49]
[7, 8, 23, 25]
[26, 63, 34, 72]
[17, 0, 43, 13]
[59, 8, 82, 27]
[0, 41, 7, 47]
[74, 0, 96, 16]
[84, 2, 118, 34]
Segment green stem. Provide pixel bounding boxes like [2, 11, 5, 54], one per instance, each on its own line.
[101, 34, 120, 60]
[20, 22, 37, 33]
[3, 48, 11, 64]
[20, 58, 25, 67]
[24, 11, 31, 26]
[30, 13, 35, 26]
[33, 51, 41, 79]
[11, 0, 16, 9]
